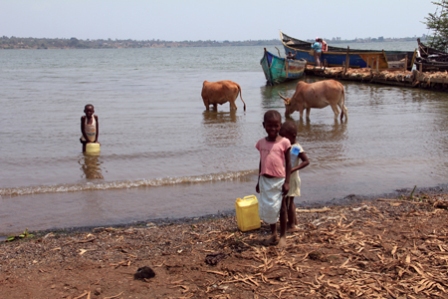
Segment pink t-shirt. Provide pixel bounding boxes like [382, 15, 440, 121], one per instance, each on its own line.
[256, 137, 291, 178]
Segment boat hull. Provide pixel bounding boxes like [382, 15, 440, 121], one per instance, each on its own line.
[416, 38, 448, 72]
[280, 31, 414, 70]
[260, 49, 306, 85]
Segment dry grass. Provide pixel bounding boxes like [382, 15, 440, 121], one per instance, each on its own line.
[1, 194, 448, 298]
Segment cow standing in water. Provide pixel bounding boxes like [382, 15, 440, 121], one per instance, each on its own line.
[278, 79, 347, 121]
[201, 80, 246, 111]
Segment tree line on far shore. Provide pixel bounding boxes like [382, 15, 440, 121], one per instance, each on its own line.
[0, 35, 427, 50]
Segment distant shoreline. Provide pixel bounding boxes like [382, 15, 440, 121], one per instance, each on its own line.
[0, 36, 427, 50]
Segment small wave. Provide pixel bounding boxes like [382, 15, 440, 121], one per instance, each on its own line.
[0, 170, 257, 197]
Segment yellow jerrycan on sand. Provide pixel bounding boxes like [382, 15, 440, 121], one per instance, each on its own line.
[86, 142, 101, 155]
[235, 195, 261, 232]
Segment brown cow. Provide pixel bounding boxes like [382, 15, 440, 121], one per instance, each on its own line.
[201, 80, 246, 111]
[279, 79, 347, 121]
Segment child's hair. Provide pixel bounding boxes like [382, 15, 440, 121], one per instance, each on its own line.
[280, 120, 297, 137]
[84, 104, 94, 110]
[263, 110, 282, 122]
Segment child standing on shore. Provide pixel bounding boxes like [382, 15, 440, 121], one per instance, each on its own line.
[80, 104, 99, 152]
[255, 110, 291, 247]
[280, 121, 310, 232]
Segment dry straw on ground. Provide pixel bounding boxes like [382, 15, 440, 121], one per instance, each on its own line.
[309, 66, 448, 90]
[2, 193, 448, 298]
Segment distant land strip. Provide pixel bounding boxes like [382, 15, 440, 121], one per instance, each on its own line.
[0, 36, 427, 50]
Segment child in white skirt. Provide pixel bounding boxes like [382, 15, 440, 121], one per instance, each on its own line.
[255, 110, 291, 247]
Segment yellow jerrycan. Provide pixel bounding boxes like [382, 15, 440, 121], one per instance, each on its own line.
[86, 142, 101, 155]
[235, 195, 261, 232]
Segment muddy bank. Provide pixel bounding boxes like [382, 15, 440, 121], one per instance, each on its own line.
[2, 192, 448, 298]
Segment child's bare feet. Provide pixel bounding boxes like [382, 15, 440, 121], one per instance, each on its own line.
[277, 236, 287, 247]
[287, 225, 300, 233]
[262, 235, 279, 246]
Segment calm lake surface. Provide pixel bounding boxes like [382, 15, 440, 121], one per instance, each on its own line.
[1, 41, 447, 234]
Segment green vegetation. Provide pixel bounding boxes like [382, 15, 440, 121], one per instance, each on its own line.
[0, 35, 427, 50]
[6, 228, 34, 242]
[424, 0, 448, 52]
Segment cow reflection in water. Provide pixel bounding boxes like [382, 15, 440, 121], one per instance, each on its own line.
[288, 118, 348, 169]
[79, 154, 104, 180]
[293, 117, 348, 142]
[201, 110, 242, 147]
[202, 110, 237, 124]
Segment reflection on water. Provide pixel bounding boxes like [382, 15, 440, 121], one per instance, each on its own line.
[259, 78, 311, 105]
[79, 154, 104, 180]
[294, 118, 348, 142]
[293, 119, 347, 171]
[202, 110, 237, 123]
[260, 80, 298, 110]
[199, 109, 246, 171]
[201, 110, 242, 147]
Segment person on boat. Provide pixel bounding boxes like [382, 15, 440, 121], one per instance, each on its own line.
[80, 104, 99, 153]
[321, 39, 328, 52]
[286, 51, 296, 60]
[311, 38, 322, 67]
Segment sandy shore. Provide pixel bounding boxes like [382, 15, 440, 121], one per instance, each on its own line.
[1, 191, 448, 298]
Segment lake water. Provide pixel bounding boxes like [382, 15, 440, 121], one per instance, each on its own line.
[1, 41, 447, 234]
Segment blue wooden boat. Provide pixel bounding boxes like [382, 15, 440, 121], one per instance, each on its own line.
[260, 48, 306, 86]
[280, 31, 415, 70]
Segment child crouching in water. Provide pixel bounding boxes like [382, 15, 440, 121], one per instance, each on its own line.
[280, 120, 310, 232]
[255, 110, 291, 247]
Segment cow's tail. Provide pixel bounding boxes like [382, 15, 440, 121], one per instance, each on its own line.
[339, 88, 348, 122]
[238, 85, 246, 111]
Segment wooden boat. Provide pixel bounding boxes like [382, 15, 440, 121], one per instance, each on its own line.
[415, 38, 448, 72]
[417, 38, 448, 58]
[260, 48, 306, 85]
[280, 31, 415, 70]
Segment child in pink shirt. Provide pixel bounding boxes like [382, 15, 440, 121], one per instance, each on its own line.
[255, 110, 291, 247]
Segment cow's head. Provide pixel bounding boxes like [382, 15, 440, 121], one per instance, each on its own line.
[278, 92, 297, 116]
[278, 92, 291, 105]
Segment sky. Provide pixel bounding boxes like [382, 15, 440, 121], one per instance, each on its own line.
[0, 0, 438, 41]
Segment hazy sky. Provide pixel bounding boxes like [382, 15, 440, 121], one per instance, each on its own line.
[1, 0, 438, 41]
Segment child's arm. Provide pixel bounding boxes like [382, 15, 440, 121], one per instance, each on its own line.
[94, 115, 99, 142]
[256, 160, 261, 193]
[291, 152, 310, 173]
[282, 148, 291, 195]
[80, 116, 88, 141]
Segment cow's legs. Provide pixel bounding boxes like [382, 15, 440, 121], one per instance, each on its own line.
[213, 103, 218, 110]
[330, 104, 340, 120]
[203, 99, 210, 110]
[229, 101, 237, 110]
[339, 103, 348, 121]
[306, 108, 311, 119]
